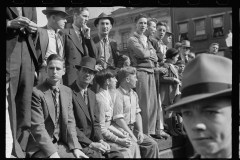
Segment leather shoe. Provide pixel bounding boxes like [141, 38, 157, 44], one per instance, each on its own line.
[158, 130, 170, 139]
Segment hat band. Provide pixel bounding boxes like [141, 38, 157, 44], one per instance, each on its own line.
[181, 82, 232, 98]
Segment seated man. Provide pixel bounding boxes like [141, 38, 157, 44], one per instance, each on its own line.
[70, 56, 124, 158]
[26, 54, 88, 158]
[113, 66, 160, 158]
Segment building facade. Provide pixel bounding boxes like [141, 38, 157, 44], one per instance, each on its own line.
[65, 7, 172, 55]
[172, 8, 232, 58]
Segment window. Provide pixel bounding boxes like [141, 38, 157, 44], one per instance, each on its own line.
[212, 16, 224, 38]
[122, 32, 130, 49]
[178, 22, 188, 42]
[195, 19, 205, 35]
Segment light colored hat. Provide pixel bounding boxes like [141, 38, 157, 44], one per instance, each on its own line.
[181, 40, 192, 48]
[42, 7, 69, 17]
[166, 54, 232, 112]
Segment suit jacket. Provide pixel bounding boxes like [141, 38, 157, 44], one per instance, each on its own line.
[148, 37, 165, 62]
[70, 81, 103, 148]
[92, 35, 120, 67]
[61, 27, 98, 86]
[6, 7, 39, 70]
[26, 80, 81, 157]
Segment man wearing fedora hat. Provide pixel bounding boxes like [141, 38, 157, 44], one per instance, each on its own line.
[70, 57, 124, 158]
[178, 40, 192, 64]
[91, 12, 120, 93]
[166, 54, 232, 158]
[62, 7, 98, 86]
[35, 7, 69, 85]
[162, 26, 173, 48]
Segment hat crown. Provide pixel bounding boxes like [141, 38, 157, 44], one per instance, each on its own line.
[182, 54, 232, 90]
[166, 48, 178, 58]
[78, 57, 96, 71]
[98, 12, 109, 18]
[42, 7, 69, 16]
[94, 12, 114, 27]
[181, 40, 191, 47]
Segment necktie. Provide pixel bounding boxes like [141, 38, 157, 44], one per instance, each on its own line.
[103, 38, 108, 69]
[55, 31, 63, 57]
[80, 29, 88, 56]
[83, 90, 88, 106]
[53, 88, 60, 122]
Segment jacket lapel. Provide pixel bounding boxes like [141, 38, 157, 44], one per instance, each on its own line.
[9, 7, 19, 16]
[68, 28, 84, 55]
[42, 81, 55, 123]
[72, 82, 91, 120]
[59, 85, 68, 133]
[40, 26, 49, 59]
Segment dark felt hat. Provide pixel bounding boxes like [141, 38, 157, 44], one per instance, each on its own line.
[165, 48, 179, 59]
[42, 7, 69, 17]
[166, 54, 232, 112]
[75, 56, 98, 72]
[94, 12, 114, 27]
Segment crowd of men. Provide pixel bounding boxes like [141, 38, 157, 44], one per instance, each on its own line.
[6, 7, 232, 158]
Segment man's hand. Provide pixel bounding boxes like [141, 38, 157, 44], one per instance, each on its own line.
[117, 137, 132, 148]
[174, 78, 181, 84]
[82, 24, 90, 39]
[73, 149, 89, 158]
[7, 16, 30, 29]
[99, 140, 111, 153]
[89, 142, 107, 153]
[49, 152, 60, 158]
[26, 21, 38, 33]
[95, 64, 103, 71]
[137, 131, 144, 144]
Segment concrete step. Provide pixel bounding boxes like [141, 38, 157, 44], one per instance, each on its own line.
[158, 145, 186, 158]
[153, 136, 186, 151]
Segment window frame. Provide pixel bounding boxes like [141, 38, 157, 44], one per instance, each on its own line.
[209, 13, 225, 38]
[177, 21, 189, 42]
[194, 18, 206, 36]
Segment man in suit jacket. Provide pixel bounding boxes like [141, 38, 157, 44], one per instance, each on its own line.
[91, 12, 120, 93]
[26, 54, 88, 158]
[6, 7, 38, 157]
[70, 56, 124, 158]
[62, 7, 98, 86]
[35, 7, 68, 85]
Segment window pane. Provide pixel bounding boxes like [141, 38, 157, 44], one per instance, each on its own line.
[179, 23, 188, 33]
[196, 20, 205, 31]
[213, 17, 223, 28]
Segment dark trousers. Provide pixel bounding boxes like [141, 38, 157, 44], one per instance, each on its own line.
[7, 38, 35, 156]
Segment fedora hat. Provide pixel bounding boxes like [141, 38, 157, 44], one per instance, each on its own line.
[166, 26, 173, 35]
[75, 56, 98, 72]
[181, 40, 192, 48]
[42, 7, 69, 17]
[94, 12, 114, 27]
[166, 54, 232, 112]
[166, 48, 179, 59]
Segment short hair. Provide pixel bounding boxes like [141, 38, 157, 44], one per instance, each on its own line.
[156, 21, 167, 28]
[147, 18, 157, 26]
[174, 42, 182, 50]
[134, 14, 148, 23]
[210, 43, 219, 47]
[47, 54, 65, 68]
[95, 69, 116, 87]
[117, 66, 136, 83]
[73, 7, 89, 16]
[117, 55, 130, 68]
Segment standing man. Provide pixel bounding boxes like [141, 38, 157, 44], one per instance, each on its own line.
[26, 54, 88, 158]
[62, 7, 98, 86]
[35, 7, 68, 85]
[178, 40, 192, 64]
[70, 57, 124, 158]
[166, 54, 232, 158]
[91, 12, 120, 93]
[162, 26, 173, 48]
[144, 18, 169, 138]
[6, 7, 38, 158]
[207, 43, 219, 55]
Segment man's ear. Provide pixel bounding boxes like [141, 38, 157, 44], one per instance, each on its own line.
[106, 78, 110, 85]
[126, 77, 130, 83]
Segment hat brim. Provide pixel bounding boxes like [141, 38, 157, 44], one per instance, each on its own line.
[166, 88, 231, 112]
[75, 65, 98, 73]
[166, 31, 173, 35]
[94, 17, 114, 27]
[42, 10, 69, 17]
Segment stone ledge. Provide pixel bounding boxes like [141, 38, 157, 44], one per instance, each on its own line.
[153, 136, 186, 151]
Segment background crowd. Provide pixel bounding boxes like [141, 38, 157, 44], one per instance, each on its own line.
[6, 7, 232, 158]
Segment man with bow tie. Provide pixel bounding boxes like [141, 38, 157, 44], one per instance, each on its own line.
[35, 7, 68, 85]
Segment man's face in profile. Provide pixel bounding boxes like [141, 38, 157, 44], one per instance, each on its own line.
[181, 97, 231, 158]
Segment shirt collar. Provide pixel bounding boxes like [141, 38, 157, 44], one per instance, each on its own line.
[76, 82, 87, 94]
[118, 86, 132, 96]
[47, 24, 57, 34]
[98, 34, 109, 43]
